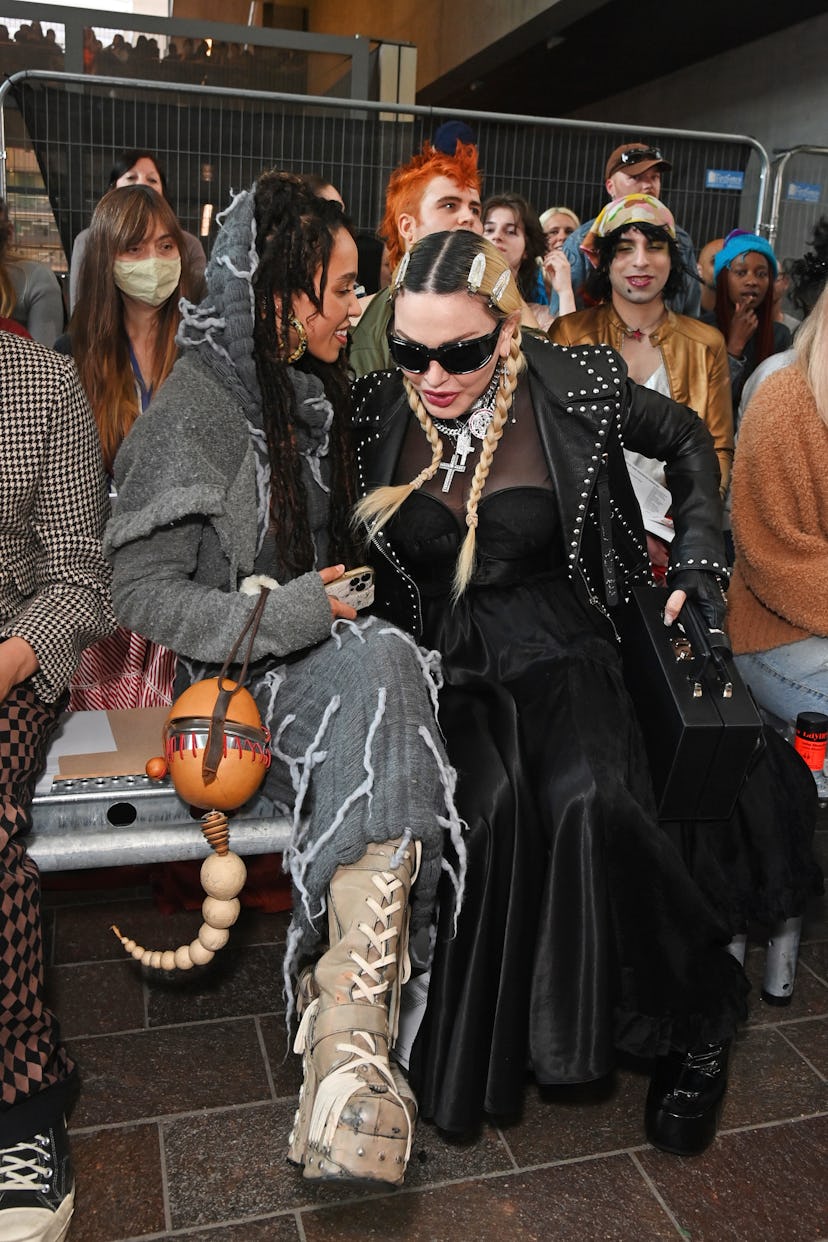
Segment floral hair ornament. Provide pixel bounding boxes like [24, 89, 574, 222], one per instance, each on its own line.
[580, 194, 677, 268]
[390, 249, 411, 299]
[466, 251, 487, 295]
[489, 269, 511, 309]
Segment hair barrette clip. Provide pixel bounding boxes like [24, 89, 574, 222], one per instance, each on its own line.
[488, 269, 511, 308]
[467, 251, 486, 295]
[390, 250, 411, 298]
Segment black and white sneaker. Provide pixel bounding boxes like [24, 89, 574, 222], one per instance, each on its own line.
[0, 1119, 75, 1241]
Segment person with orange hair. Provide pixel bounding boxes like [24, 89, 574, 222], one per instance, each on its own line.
[349, 140, 483, 377]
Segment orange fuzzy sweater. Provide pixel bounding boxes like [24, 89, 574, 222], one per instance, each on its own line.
[728, 365, 828, 654]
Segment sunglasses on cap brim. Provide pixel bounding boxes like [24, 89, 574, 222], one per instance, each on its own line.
[386, 323, 502, 375]
[617, 147, 664, 167]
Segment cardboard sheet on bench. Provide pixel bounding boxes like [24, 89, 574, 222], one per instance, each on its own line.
[55, 707, 169, 780]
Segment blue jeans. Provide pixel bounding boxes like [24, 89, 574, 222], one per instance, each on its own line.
[734, 637, 828, 732]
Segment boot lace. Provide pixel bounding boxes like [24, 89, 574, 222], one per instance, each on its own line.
[346, 870, 405, 1003]
[292, 860, 419, 1163]
[0, 1134, 53, 1192]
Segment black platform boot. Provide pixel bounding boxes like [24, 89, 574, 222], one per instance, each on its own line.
[645, 1041, 730, 1156]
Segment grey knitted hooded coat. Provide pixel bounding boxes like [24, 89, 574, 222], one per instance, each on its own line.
[105, 184, 461, 974]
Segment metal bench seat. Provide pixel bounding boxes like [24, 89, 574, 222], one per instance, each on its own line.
[29, 772, 291, 872]
[27, 712, 814, 1006]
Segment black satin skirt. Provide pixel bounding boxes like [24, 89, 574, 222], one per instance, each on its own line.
[407, 568, 756, 1136]
[661, 725, 822, 928]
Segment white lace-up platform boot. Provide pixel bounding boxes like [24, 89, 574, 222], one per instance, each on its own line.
[288, 836, 421, 1185]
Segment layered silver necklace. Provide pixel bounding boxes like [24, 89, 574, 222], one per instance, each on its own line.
[432, 366, 502, 493]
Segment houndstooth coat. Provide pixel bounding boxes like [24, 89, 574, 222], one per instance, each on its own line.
[0, 330, 114, 702]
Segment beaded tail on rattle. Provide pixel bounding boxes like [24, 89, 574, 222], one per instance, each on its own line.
[111, 809, 250, 970]
[112, 589, 272, 968]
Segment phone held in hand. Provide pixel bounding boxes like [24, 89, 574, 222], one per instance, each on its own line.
[324, 566, 375, 611]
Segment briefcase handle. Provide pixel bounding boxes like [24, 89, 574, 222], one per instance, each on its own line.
[675, 597, 734, 696]
[675, 593, 767, 782]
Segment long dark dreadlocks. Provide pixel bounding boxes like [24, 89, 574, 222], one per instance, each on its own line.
[251, 170, 360, 576]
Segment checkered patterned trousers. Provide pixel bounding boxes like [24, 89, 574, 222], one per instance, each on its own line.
[0, 683, 73, 1112]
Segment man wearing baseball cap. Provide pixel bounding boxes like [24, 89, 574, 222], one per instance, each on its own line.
[563, 141, 700, 317]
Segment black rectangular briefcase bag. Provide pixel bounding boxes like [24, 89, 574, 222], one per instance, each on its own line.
[617, 584, 763, 821]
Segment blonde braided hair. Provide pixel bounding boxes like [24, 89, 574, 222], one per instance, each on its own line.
[353, 377, 444, 538]
[453, 330, 522, 598]
[355, 232, 525, 598]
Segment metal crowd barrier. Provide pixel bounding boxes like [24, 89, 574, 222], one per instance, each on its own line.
[766, 144, 828, 262]
[0, 69, 771, 272]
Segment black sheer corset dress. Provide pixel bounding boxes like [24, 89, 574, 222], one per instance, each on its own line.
[389, 386, 749, 1137]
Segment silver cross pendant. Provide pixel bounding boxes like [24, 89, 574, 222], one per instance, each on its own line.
[438, 428, 474, 492]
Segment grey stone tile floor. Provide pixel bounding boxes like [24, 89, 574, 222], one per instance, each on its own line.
[42, 818, 827, 1242]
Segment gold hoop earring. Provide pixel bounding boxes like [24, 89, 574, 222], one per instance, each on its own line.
[285, 315, 308, 364]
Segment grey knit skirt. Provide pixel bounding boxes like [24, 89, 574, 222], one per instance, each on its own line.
[245, 615, 462, 975]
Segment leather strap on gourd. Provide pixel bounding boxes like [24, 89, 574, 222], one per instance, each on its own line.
[202, 588, 270, 781]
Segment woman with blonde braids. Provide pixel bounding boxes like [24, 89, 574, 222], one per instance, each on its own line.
[352, 230, 753, 1153]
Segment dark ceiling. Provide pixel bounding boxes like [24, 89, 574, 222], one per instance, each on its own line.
[417, 0, 827, 116]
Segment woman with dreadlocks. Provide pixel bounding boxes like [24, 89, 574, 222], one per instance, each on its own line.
[352, 230, 766, 1156]
[105, 171, 463, 1187]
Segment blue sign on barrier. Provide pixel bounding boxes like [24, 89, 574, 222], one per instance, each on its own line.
[786, 181, 822, 203]
[705, 169, 745, 191]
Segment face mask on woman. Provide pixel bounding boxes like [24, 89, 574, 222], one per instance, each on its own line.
[113, 255, 181, 307]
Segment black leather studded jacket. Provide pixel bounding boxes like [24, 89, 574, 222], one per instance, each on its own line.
[352, 335, 726, 641]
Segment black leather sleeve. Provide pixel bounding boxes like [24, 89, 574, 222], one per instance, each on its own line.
[620, 379, 729, 587]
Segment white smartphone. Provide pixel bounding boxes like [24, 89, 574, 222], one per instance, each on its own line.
[324, 565, 375, 611]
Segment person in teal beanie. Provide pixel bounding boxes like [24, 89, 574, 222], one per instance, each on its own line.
[702, 229, 791, 409]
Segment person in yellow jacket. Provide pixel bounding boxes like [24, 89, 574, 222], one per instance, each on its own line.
[550, 194, 733, 576]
